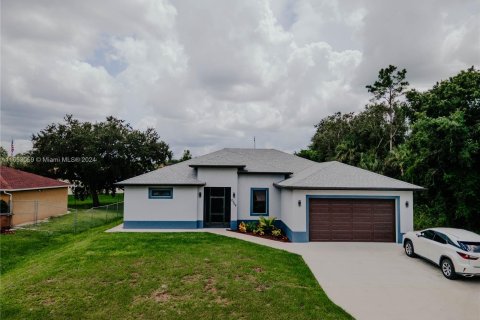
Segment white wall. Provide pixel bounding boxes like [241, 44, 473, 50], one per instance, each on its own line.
[237, 174, 285, 221]
[280, 188, 294, 228]
[124, 186, 199, 221]
[197, 168, 238, 222]
[283, 189, 414, 238]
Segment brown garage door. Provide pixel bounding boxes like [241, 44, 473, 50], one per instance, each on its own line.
[309, 198, 395, 242]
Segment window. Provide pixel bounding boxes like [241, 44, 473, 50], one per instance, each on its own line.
[149, 187, 173, 199]
[250, 188, 268, 216]
[459, 242, 480, 253]
[421, 230, 435, 240]
[433, 232, 447, 244]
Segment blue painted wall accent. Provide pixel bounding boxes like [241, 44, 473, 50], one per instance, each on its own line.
[124, 221, 202, 229]
[250, 188, 269, 216]
[275, 219, 308, 242]
[230, 220, 238, 230]
[305, 195, 402, 243]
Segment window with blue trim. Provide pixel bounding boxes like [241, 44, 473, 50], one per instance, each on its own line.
[149, 187, 173, 199]
[250, 188, 269, 215]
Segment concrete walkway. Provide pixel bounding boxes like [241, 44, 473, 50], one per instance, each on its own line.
[107, 224, 480, 320]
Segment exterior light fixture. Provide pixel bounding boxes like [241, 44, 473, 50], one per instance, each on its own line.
[198, 192, 202, 198]
[233, 192, 236, 199]
[405, 201, 409, 208]
[298, 200, 301, 207]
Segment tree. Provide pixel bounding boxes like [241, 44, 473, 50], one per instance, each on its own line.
[31, 115, 172, 207]
[0, 146, 7, 158]
[402, 67, 480, 230]
[302, 105, 396, 173]
[366, 65, 409, 151]
[306, 112, 356, 162]
[180, 149, 192, 162]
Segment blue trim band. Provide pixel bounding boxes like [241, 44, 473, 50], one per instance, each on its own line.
[124, 221, 202, 229]
[305, 195, 402, 243]
[250, 188, 269, 216]
[230, 220, 238, 230]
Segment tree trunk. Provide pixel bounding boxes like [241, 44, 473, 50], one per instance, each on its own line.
[91, 189, 100, 207]
[389, 129, 394, 151]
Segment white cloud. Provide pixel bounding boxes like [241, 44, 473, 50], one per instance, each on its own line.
[1, 0, 479, 158]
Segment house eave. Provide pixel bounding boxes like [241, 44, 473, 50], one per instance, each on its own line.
[0, 185, 70, 192]
[188, 164, 246, 169]
[115, 182, 206, 187]
[273, 184, 425, 191]
[238, 171, 293, 175]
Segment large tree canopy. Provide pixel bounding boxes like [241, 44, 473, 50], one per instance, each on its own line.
[299, 66, 480, 231]
[31, 115, 172, 206]
[402, 67, 480, 230]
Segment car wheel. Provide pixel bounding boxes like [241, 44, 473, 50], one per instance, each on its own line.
[440, 258, 457, 280]
[404, 240, 415, 257]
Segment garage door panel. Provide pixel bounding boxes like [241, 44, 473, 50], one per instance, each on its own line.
[309, 198, 395, 242]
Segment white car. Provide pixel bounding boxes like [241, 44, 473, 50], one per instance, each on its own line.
[403, 228, 480, 279]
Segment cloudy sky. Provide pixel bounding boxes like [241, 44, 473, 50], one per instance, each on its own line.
[1, 0, 479, 157]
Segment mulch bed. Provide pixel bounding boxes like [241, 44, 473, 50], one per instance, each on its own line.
[228, 229, 290, 242]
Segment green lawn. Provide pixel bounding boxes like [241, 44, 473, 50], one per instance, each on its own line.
[1, 221, 352, 319]
[1, 209, 122, 274]
[68, 193, 124, 209]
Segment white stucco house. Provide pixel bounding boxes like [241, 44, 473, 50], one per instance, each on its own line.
[117, 148, 423, 243]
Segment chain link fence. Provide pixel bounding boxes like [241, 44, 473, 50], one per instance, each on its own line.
[11, 200, 123, 234]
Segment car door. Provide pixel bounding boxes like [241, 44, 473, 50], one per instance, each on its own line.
[425, 232, 449, 264]
[414, 229, 436, 258]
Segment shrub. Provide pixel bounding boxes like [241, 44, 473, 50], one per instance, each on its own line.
[258, 217, 276, 234]
[253, 227, 264, 236]
[238, 222, 247, 233]
[245, 222, 257, 232]
[271, 228, 282, 237]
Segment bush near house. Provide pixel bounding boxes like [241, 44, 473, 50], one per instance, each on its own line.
[238, 217, 288, 241]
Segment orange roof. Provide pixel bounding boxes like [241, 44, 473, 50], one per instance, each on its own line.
[0, 166, 69, 191]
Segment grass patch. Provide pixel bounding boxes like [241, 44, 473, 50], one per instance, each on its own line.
[1, 210, 122, 274]
[68, 194, 124, 209]
[1, 228, 352, 319]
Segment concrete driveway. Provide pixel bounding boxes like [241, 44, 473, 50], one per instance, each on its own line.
[208, 230, 480, 320]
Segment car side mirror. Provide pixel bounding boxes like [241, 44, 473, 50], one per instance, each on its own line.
[417, 234, 422, 238]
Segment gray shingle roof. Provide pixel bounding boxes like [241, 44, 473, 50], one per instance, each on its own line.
[117, 148, 424, 190]
[117, 160, 205, 186]
[188, 148, 315, 173]
[275, 161, 424, 190]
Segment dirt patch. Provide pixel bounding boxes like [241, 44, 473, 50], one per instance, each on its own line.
[182, 274, 202, 284]
[253, 267, 263, 273]
[42, 297, 55, 306]
[151, 289, 171, 302]
[256, 284, 269, 292]
[215, 296, 231, 306]
[204, 277, 217, 293]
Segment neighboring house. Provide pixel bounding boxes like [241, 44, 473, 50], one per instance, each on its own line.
[0, 166, 70, 226]
[117, 148, 423, 243]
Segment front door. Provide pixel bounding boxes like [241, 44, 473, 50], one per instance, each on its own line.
[204, 187, 231, 228]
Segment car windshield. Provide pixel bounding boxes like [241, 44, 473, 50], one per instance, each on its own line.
[459, 242, 480, 253]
